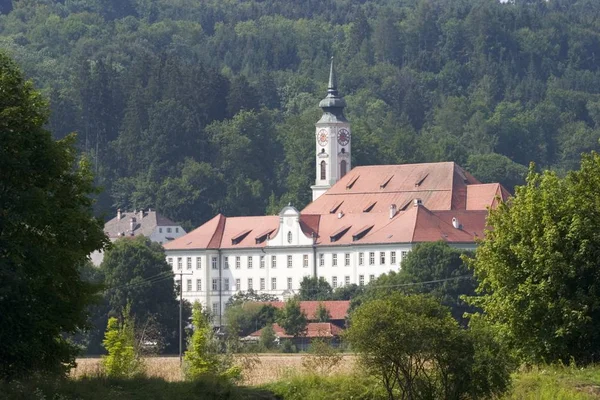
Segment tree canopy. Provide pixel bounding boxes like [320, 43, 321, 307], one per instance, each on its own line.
[0, 51, 107, 379]
[1, 0, 600, 226]
[468, 153, 600, 364]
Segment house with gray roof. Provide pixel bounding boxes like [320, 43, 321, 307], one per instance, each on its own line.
[91, 209, 186, 265]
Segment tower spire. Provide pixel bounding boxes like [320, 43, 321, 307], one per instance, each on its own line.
[328, 56, 337, 93]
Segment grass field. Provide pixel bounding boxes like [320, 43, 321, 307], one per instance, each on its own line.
[72, 354, 357, 385]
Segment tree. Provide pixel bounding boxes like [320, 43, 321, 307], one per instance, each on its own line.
[347, 293, 512, 400]
[276, 298, 307, 338]
[101, 305, 144, 378]
[466, 153, 528, 192]
[298, 276, 333, 301]
[225, 302, 278, 338]
[314, 302, 331, 322]
[226, 288, 279, 306]
[467, 155, 600, 365]
[184, 302, 219, 379]
[0, 53, 108, 380]
[259, 324, 277, 350]
[353, 242, 477, 325]
[101, 236, 181, 352]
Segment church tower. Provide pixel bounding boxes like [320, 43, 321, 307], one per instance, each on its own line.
[311, 58, 351, 201]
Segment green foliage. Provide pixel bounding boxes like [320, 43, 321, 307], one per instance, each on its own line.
[298, 277, 333, 301]
[101, 307, 144, 378]
[314, 302, 331, 322]
[347, 293, 512, 400]
[259, 324, 277, 350]
[226, 289, 279, 306]
[467, 153, 600, 365]
[184, 302, 219, 380]
[101, 236, 182, 352]
[225, 302, 278, 338]
[0, 51, 108, 380]
[353, 242, 477, 324]
[276, 298, 308, 338]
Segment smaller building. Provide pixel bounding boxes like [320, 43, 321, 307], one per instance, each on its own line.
[260, 300, 350, 327]
[247, 322, 344, 350]
[91, 209, 186, 265]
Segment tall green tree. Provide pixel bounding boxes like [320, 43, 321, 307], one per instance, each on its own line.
[101, 236, 181, 352]
[0, 53, 108, 379]
[298, 276, 333, 301]
[276, 297, 308, 337]
[468, 154, 600, 364]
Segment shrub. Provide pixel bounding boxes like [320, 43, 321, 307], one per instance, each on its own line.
[101, 307, 144, 378]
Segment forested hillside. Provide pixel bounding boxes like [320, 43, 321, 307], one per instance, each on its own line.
[1, 0, 599, 229]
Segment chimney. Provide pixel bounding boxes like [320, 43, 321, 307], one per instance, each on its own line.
[117, 208, 122, 220]
[337, 211, 344, 219]
[130, 217, 136, 235]
[389, 204, 397, 219]
[413, 199, 423, 207]
[452, 217, 461, 229]
[139, 209, 144, 220]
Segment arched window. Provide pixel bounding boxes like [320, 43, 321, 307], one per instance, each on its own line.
[320, 160, 326, 180]
[287, 231, 293, 244]
[340, 160, 347, 177]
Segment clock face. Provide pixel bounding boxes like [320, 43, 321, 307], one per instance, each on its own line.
[337, 128, 351, 146]
[317, 129, 328, 146]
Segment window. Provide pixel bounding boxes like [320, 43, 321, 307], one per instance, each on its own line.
[186, 279, 192, 292]
[224, 278, 230, 291]
[271, 277, 277, 290]
[320, 160, 326, 180]
[287, 255, 293, 268]
[332, 276, 338, 288]
[248, 256, 253, 269]
[224, 256, 229, 269]
[271, 255, 277, 269]
[303, 254, 309, 268]
[167, 227, 172, 233]
[359, 275, 364, 286]
[369, 252, 375, 265]
[332, 254, 338, 267]
[248, 278, 253, 290]
[359, 253, 364, 266]
[167, 257, 173, 267]
[370, 274, 375, 282]
[345, 253, 350, 266]
[345, 276, 350, 286]
[196, 257, 202, 269]
[235, 256, 240, 269]
[177, 257, 182, 270]
[260, 278, 266, 290]
[340, 160, 347, 177]
[235, 278, 241, 291]
[287, 277, 293, 290]
[212, 302, 219, 316]
[380, 252, 385, 265]
[187, 257, 192, 270]
[212, 257, 217, 270]
[401, 251, 408, 261]
[176, 227, 179, 233]
[287, 231, 292, 244]
[212, 278, 218, 291]
[159, 228, 163, 233]
[196, 279, 202, 291]
[319, 253, 325, 266]
[260, 256, 265, 269]
[391, 251, 396, 264]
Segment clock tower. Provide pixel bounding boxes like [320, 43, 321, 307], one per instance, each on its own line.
[311, 58, 351, 201]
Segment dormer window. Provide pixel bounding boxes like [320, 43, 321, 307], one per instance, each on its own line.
[363, 201, 377, 213]
[330, 225, 351, 243]
[255, 229, 275, 244]
[352, 225, 374, 242]
[232, 229, 252, 245]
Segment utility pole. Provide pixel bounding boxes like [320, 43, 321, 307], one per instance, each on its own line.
[178, 270, 193, 365]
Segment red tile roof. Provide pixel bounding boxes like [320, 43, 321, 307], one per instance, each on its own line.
[259, 301, 350, 321]
[249, 322, 344, 338]
[164, 162, 508, 250]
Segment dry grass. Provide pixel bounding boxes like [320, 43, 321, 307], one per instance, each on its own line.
[72, 354, 356, 385]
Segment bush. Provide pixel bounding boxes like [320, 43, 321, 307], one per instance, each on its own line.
[301, 339, 342, 375]
[101, 307, 144, 378]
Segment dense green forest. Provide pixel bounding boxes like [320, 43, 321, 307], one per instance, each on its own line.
[1, 0, 600, 229]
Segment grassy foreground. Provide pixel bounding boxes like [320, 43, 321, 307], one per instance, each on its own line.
[3, 364, 599, 399]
